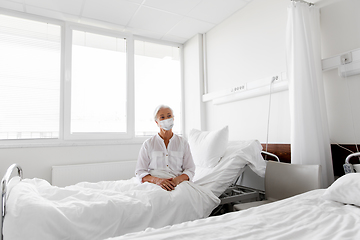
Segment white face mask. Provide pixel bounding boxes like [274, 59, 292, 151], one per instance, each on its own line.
[159, 118, 174, 131]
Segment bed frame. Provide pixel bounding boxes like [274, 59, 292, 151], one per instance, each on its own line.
[212, 151, 278, 215]
[343, 152, 360, 174]
[1, 164, 23, 240]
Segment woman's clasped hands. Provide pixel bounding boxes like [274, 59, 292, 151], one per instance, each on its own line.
[156, 177, 176, 191]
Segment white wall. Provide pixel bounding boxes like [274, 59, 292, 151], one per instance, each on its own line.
[0, 144, 142, 183]
[321, 0, 360, 144]
[202, 0, 290, 143]
[184, 0, 360, 146]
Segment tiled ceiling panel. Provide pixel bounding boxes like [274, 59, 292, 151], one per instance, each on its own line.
[124, 0, 144, 4]
[168, 17, 215, 39]
[82, 0, 139, 26]
[187, 0, 249, 24]
[128, 6, 183, 34]
[143, 0, 202, 16]
[23, 0, 84, 15]
[0, 0, 253, 43]
[0, 0, 24, 12]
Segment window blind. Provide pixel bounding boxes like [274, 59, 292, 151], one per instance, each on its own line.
[0, 14, 61, 140]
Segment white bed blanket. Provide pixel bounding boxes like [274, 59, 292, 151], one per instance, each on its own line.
[3, 177, 220, 240]
[108, 189, 360, 240]
[193, 140, 266, 197]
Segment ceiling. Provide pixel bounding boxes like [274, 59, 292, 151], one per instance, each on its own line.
[0, 0, 253, 44]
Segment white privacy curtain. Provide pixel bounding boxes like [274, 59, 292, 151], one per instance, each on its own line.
[286, 2, 334, 188]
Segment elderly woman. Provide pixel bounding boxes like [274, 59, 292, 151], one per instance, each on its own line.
[135, 105, 195, 191]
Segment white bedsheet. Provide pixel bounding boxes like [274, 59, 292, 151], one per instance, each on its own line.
[3, 176, 220, 240]
[107, 189, 360, 240]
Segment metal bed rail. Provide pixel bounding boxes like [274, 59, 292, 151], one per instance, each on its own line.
[261, 151, 280, 162]
[344, 152, 360, 174]
[233, 150, 279, 186]
[1, 164, 23, 240]
[211, 185, 265, 216]
[212, 151, 279, 216]
[220, 185, 265, 204]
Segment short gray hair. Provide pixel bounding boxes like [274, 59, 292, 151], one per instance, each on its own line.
[153, 105, 174, 121]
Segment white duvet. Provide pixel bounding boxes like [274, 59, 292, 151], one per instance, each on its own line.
[3, 176, 220, 240]
[108, 189, 360, 240]
[194, 140, 266, 197]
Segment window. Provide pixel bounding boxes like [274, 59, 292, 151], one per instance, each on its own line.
[0, 14, 61, 140]
[67, 30, 127, 139]
[134, 40, 182, 136]
[0, 13, 184, 144]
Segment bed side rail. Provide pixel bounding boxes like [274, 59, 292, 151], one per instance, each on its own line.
[233, 151, 279, 187]
[1, 164, 23, 240]
[261, 151, 280, 162]
[344, 152, 360, 174]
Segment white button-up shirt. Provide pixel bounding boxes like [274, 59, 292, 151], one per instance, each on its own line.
[135, 134, 195, 182]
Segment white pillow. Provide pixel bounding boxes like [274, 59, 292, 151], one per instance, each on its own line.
[188, 126, 229, 168]
[322, 173, 360, 206]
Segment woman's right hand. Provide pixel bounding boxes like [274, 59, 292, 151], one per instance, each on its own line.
[155, 177, 176, 191]
[142, 175, 176, 191]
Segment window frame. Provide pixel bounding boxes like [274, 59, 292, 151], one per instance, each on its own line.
[0, 10, 184, 147]
[63, 23, 134, 140]
[0, 9, 64, 146]
[133, 36, 184, 137]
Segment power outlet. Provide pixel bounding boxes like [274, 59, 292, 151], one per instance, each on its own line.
[272, 76, 280, 83]
[341, 52, 352, 65]
[231, 84, 247, 93]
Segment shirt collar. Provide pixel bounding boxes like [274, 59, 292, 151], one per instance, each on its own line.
[156, 132, 175, 141]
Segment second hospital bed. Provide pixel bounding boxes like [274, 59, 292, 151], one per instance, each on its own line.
[107, 175, 360, 240]
[1, 139, 267, 240]
[107, 155, 360, 240]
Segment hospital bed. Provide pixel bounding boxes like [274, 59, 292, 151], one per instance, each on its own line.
[106, 181, 360, 240]
[0, 139, 268, 240]
[105, 153, 360, 240]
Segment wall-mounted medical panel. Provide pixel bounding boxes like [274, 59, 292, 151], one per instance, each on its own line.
[202, 72, 288, 105]
[322, 48, 360, 77]
[203, 48, 360, 105]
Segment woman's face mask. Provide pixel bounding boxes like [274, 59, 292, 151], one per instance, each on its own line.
[159, 118, 174, 131]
